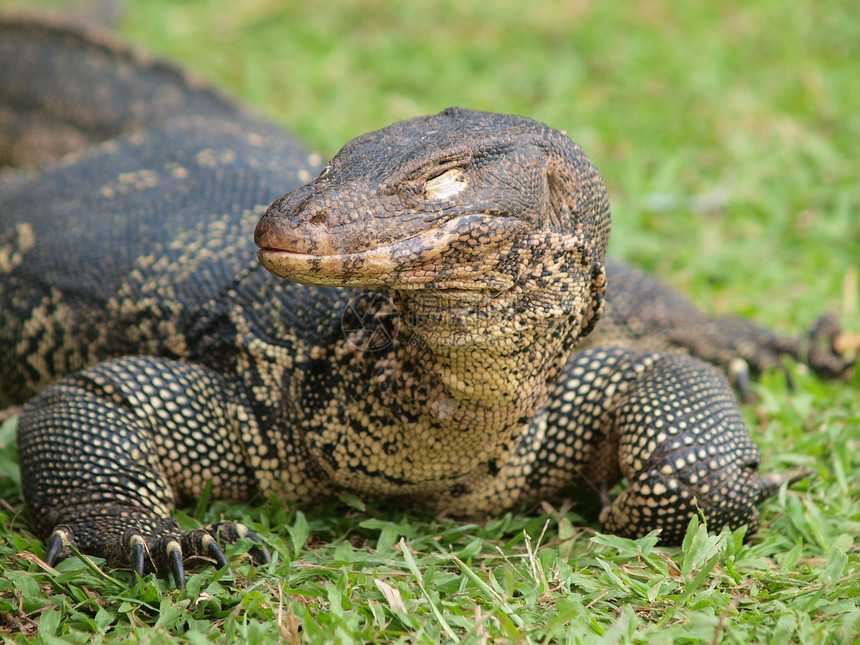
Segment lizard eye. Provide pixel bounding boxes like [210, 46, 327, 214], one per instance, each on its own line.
[424, 167, 467, 201]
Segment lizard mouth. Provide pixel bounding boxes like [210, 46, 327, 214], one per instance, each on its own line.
[256, 213, 521, 290]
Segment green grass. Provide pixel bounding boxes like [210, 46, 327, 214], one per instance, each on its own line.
[1, 0, 859, 642]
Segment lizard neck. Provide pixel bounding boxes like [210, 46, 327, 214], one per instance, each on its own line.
[394, 291, 568, 401]
[382, 284, 580, 470]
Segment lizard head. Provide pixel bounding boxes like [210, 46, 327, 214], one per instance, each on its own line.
[256, 107, 610, 347]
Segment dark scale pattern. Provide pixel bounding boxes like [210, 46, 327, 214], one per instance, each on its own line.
[1, 19, 854, 585]
[0, 115, 317, 406]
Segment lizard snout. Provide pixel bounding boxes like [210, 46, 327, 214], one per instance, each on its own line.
[255, 188, 333, 255]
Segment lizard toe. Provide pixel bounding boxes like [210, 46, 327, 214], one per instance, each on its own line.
[807, 313, 857, 380]
[206, 538, 231, 571]
[44, 526, 73, 567]
[209, 520, 271, 565]
[129, 535, 147, 579]
[181, 528, 231, 571]
[159, 538, 186, 590]
[727, 358, 753, 402]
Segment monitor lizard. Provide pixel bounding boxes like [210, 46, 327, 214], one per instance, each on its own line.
[0, 16, 854, 589]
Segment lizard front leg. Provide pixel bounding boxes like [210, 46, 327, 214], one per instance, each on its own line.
[17, 355, 270, 588]
[579, 349, 782, 543]
[440, 347, 792, 543]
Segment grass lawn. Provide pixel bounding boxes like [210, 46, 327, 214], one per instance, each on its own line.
[1, 0, 858, 642]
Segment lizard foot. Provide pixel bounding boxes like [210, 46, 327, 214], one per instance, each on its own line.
[41, 515, 270, 590]
[806, 312, 857, 380]
[599, 460, 807, 545]
[666, 313, 856, 386]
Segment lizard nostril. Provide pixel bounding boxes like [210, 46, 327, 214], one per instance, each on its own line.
[308, 212, 326, 225]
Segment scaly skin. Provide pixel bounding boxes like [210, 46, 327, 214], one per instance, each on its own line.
[1, 17, 854, 588]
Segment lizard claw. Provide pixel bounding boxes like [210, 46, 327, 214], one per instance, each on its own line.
[208, 521, 271, 565]
[205, 536, 230, 570]
[163, 539, 186, 590]
[806, 312, 857, 380]
[242, 527, 271, 565]
[35, 514, 269, 588]
[129, 535, 146, 579]
[757, 468, 817, 499]
[44, 527, 71, 567]
[205, 539, 236, 588]
[728, 358, 752, 402]
[250, 542, 271, 565]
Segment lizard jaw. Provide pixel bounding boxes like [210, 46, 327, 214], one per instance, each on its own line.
[256, 212, 522, 291]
